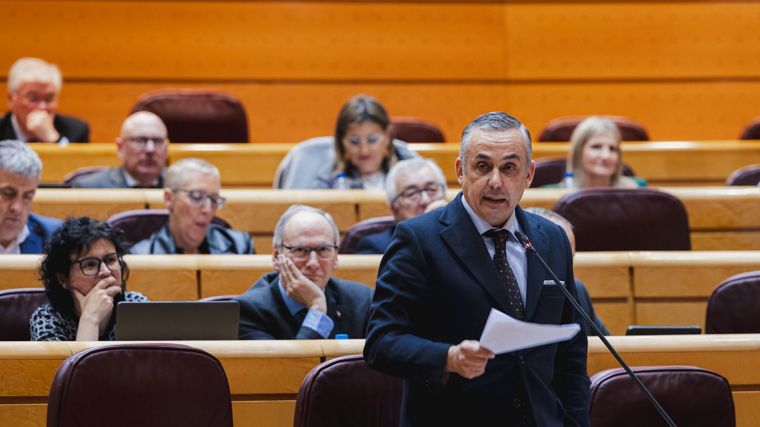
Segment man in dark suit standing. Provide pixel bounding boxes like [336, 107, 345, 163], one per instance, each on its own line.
[69, 111, 168, 188]
[364, 112, 590, 426]
[237, 204, 372, 339]
[0, 57, 89, 144]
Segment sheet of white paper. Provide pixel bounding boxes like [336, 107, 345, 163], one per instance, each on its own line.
[479, 308, 581, 354]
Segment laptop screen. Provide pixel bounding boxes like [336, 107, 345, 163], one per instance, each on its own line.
[115, 301, 239, 340]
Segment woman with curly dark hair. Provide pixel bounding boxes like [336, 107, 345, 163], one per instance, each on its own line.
[30, 216, 147, 341]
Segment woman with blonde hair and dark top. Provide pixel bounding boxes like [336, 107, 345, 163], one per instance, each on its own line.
[564, 116, 642, 189]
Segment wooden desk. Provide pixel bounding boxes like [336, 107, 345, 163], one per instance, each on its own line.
[2, 335, 759, 427]
[29, 186, 760, 251]
[29, 141, 760, 188]
[5, 251, 759, 335]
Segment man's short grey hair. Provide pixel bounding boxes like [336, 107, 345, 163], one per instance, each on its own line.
[165, 158, 220, 189]
[0, 140, 43, 179]
[459, 112, 532, 175]
[7, 57, 62, 93]
[385, 158, 448, 204]
[273, 204, 340, 247]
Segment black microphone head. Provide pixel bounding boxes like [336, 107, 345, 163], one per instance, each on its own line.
[514, 231, 534, 251]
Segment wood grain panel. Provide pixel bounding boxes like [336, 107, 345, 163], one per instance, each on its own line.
[232, 401, 295, 427]
[1, 1, 506, 80]
[0, 255, 41, 290]
[632, 252, 760, 297]
[124, 255, 199, 300]
[504, 2, 760, 79]
[0, 404, 46, 427]
[635, 300, 707, 328]
[32, 189, 147, 220]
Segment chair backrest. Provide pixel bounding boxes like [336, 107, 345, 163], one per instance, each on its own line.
[389, 117, 445, 142]
[131, 89, 248, 143]
[725, 164, 760, 186]
[590, 365, 735, 427]
[107, 209, 231, 248]
[530, 157, 636, 188]
[294, 354, 402, 427]
[706, 271, 760, 333]
[538, 115, 650, 142]
[0, 288, 48, 341]
[47, 343, 232, 427]
[739, 116, 760, 139]
[61, 166, 109, 187]
[339, 216, 395, 254]
[553, 188, 691, 251]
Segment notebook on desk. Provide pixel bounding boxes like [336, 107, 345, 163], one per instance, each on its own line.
[115, 301, 240, 340]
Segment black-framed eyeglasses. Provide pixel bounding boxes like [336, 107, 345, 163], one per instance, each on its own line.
[125, 136, 166, 148]
[281, 244, 338, 260]
[174, 189, 226, 210]
[392, 184, 444, 205]
[73, 253, 122, 277]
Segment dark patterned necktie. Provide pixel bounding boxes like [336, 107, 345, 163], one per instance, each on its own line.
[484, 229, 525, 320]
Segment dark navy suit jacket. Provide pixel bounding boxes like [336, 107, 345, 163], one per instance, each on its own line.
[364, 193, 590, 426]
[20, 213, 62, 254]
[0, 112, 89, 143]
[236, 272, 372, 340]
[354, 225, 395, 255]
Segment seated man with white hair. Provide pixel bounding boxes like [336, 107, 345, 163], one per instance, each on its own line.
[130, 158, 254, 254]
[0, 139, 61, 253]
[69, 111, 168, 188]
[237, 204, 372, 339]
[0, 57, 89, 143]
[354, 158, 448, 254]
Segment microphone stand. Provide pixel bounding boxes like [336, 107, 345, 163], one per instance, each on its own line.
[514, 231, 677, 427]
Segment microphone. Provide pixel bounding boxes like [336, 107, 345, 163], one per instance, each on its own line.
[514, 231, 676, 427]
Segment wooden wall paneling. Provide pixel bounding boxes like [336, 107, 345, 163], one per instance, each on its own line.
[631, 252, 760, 328]
[198, 255, 271, 298]
[0, 255, 41, 291]
[32, 189, 147, 220]
[575, 252, 632, 335]
[124, 255, 199, 301]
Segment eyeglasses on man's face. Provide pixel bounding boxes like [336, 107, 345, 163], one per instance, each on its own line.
[73, 252, 122, 277]
[174, 189, 226, 210]
[344, 133, 386, 146]
[281, 244, 338, 261]
[125, 136, 167, 149]
[393, 183, 444, 205]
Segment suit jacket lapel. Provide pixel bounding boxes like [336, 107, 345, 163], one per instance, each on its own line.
[516, 207, 551, 320]
[439, 193, 510, 314]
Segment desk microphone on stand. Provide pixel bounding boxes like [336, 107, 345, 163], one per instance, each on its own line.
[514, 231, 676, 427]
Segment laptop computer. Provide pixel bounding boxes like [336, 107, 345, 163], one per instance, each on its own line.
[115, 301, 240, 340]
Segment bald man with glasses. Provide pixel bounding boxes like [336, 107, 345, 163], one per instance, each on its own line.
[130, 158, 253, 254]
[69, 111, 168, 188]
[236, 204, 372, 340]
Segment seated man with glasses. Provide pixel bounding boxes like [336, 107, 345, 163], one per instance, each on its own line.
[69, 111, 168, 188]
[355, 158, 448, 254]
[236, 204, 372, 339]
[131, 158, 253, 254]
